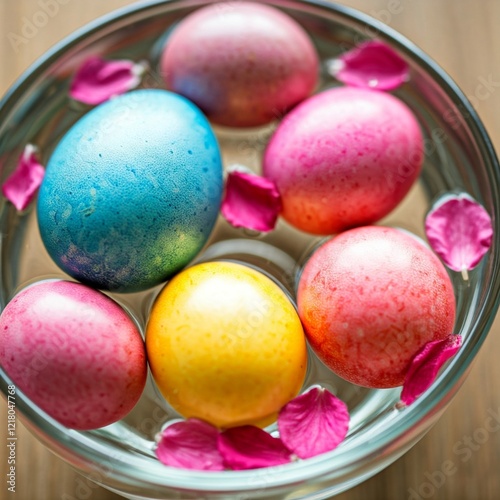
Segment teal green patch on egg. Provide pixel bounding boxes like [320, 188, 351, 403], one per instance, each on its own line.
[37, 89, 223, 293]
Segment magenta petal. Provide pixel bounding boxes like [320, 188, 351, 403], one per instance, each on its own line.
[332, 40, 409, 90]
[221, 170, 282, 232]
[278, 387, 349, 459]
[218, 425, 292, 470]
[2, 145, 45, 211]
[69, 56, 145, 105]
[425, 194, 493, 273]
[401, 335, 463, 406]
[156, 419, 224, 471]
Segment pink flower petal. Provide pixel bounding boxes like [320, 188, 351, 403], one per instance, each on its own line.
[278, 387, 349, 459]
[221, 169, 282, 232]
[218, 425, 292, 470]
[69, 56, 146, 105]
[330, 40, 409, 91]
[425, 194, 493, 275]
[156, 419, 224, 471]
[2, 144, 45, 211]
[401, 335, 463, 406]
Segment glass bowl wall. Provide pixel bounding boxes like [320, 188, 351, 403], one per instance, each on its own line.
[0, 1, 499, 499]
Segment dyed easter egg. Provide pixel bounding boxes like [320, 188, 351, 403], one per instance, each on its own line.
[0, 280, 147, 429]
[263, 87, 424, 235]
[37, 89, 223, 293]
[146, 261, 307, 428]
[297, 226, 456, 388]
[160, 2, 319, 127]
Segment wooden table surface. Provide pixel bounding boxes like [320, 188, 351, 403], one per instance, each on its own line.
[1, 1, 500, 499]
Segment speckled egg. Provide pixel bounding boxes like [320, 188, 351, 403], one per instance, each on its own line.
[0, 280, 147, 429]
[263, 87, 424, 235]
[297, 226, 456, 388]
[37, 89, 223, 293]
[146, 261, 307, 428]
[160, 2, 319, 127]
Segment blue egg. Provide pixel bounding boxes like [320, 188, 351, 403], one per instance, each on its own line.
[37, 89, 223, 292]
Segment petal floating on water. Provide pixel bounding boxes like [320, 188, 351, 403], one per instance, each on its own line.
[69, 56, 146, 105]
[221, 169, 282, 232]
[218, 425, 292, 470]
[278, 387, 350, 459]
[2, 144, 45, 211]
[401, 335, 463, 406]
[156, 418, 224, 471]
[425, 194, 493, 275]
[329, 40, 409, 91]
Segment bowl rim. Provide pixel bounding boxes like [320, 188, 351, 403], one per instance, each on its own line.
[1, 0, 500, 495]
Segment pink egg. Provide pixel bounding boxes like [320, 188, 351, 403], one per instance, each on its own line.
[160, 1, 319, 127]
[263, 87, 424, 234]
[297, 226, 456, 388]
[0, 280, 147, 429]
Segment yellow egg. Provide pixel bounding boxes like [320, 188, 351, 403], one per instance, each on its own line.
[146, 261, 307, 428]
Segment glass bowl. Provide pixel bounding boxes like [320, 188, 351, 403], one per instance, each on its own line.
[1, 0, 499, 498]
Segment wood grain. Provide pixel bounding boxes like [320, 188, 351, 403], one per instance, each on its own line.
[1, 1, 500, 499]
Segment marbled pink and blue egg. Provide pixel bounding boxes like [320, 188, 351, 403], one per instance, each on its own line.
[160, 1, 319, 127]
[37, 89, 223, 293]
[0, 280, 147, 430]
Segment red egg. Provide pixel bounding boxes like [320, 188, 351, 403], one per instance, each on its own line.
[160, 2, 319, 127]
[263, 87, 424, 235]
[297, 226, 456, 388]
[0, 280, 147, 429]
